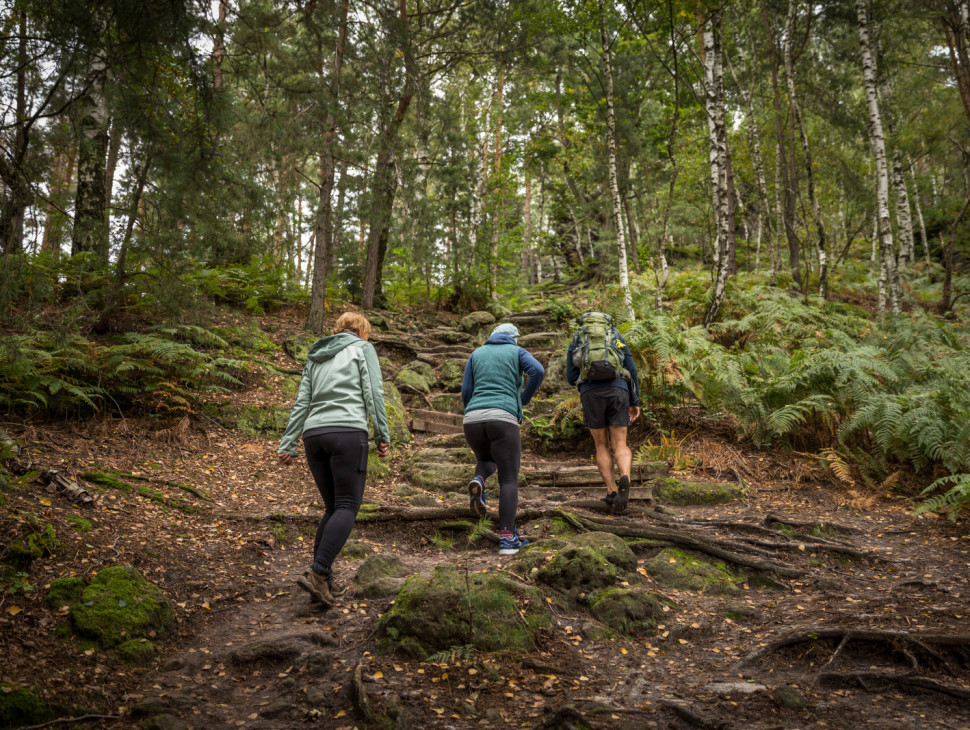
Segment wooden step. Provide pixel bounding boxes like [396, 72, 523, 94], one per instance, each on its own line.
[520, 461, 668, 487]
[411, 408, 464, 435]
[519, 484, 655, 501]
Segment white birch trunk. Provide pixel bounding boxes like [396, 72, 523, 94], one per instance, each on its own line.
[600, 11, 634, 322]
[892, 147, 915, 267]
[702, 10, 732, 327]
[908, 161, 930, 265]
[857, 0, 901, 312]
[523, 172, 533, 284]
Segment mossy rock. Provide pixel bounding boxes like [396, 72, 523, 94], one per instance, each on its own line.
[392, 485, 416, 497]
[724, 600, 762, 622]
[485, 302, 511, 318]
[118, 638, 156, 666]
[570, 532, 638, 572]
[435, 330, 472, 345]
[0, 683, 54, 728]
[411, 448, 477, 465]
[525, 516, 581, 539]
[382, 380, 411, 446]
[46, 577, 85, 610]
[534, 546, 619, 600]
[143, 713, 188, 730]
[354, 554, 412, 598]
[66, 516, 93, 533]
[511, 540, 569, 575]
[395, 368, 432, 396]
[402, 360, 434, 381]
[538, 354, 569, 395]
[657, 477, 744, 505]
[588, 588, 666, 636]
[645, 548, 742, 594]
[379, 563, 549, 658]
[4, 540, 38, 570]
[283, 333, 319, 365]
[406, 493, 438, 507]
[70, 566, 176, 647]
[431, 393, 463, 413]
[340, 540, 376, 559]
[438, 359, 466, 392]
[209, 404, 291, 438]
[459, 311, 496, 334]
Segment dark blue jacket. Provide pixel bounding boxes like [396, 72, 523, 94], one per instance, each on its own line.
[566, 331, 640, 407]
[461, 333, 545, 421]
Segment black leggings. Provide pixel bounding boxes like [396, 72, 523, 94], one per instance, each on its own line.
[463, 420, 521, 532]
[303, 430, 368, 576]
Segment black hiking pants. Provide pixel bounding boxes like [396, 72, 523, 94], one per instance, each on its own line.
[303, 429, 368, 576]
[463, 420, 521, 532]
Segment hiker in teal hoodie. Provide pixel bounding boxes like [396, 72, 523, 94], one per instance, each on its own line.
[277, 312, 390, 608]
[462, 323, 544, 555]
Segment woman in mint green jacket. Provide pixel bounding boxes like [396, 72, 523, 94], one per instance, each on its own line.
[277, 312, 390, 608]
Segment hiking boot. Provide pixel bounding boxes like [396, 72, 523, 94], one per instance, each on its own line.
[297, 570, 337, 607]
[601, 491, 617, 508]
[614, 475, 630, 512]
[498, 528, 529, 556]
[468, 476, 487, 516]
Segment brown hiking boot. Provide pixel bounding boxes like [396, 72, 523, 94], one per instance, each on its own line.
[297, 570, 335, 608]
[614, 475, 630, 512]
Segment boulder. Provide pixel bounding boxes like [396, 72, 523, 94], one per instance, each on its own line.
[379, 563, 549, 658]
[45, 577, 85, 610]
[354, 554, 412, 598]
[433, 329, 473, 345]
[459, 311, 496, 334]
[394, 367, 432, 396]
[570, 532, 638, 572]
[382, 380, 411, 445]
[118, 638, 156, 665]
[645, 548, 742, 594]
[283, 333, 319, 365]
[657, 477, 744, 505]
[430, 393, 463, 413]
[534, 546, 619, 600]
[538, 354, 570, 395]
[0, 684, 54, 728]
[588, 588, 666, 636]
[70, 566, 176, 647]
[438, 358, 466, 392]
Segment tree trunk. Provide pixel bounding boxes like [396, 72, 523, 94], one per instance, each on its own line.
[213, 0, 228, 91]
[761, 0, 801, 291]
[892, 145, 915, 267]
[600, 7, 635, 322]
[71, 43, 111, 262]
[702, 9, 733, 327]
[783, 0, 828, 299]
[489, 68, 504, 298]
[104, 118, 122, 210]
[856, 0, 900, 312]
[1, 10, 30, 254]
[41, 142, 76, 255]
[942, 0, 970, 128]
[361, 0, 416, 309]
[908, 160, 930, 265]
[523, 171, 533, 284]
[306, 0, 349, 333]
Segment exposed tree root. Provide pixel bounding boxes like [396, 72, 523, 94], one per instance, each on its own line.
[763, 513, 860, 534]
[18, 716, 121, 730]
[352, 659, 373, 720]
[817, 671, 970, 699]
[658, 700, 737, 729]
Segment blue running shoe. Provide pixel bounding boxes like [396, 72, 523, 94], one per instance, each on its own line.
[498, 528, 529, 556]
[468, 476, 487, 516]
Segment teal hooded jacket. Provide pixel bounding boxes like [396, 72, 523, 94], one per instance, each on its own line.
[277, 333, 390, 456]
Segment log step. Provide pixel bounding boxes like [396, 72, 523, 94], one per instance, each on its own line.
[411, 408, 464, 435]
[520, 461, 668, 487]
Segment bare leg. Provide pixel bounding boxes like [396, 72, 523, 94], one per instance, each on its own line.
[590, 427, 617, 494]
[609, 425, 631, 478]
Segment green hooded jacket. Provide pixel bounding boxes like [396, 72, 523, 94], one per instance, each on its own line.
[277, 332, 390, 456]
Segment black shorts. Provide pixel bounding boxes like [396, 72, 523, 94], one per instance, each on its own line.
[580, 387, 630, 429]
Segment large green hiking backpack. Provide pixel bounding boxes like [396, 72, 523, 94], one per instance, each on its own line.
[571, 312, 630, 383]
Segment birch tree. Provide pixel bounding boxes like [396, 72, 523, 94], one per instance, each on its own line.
[856, 0, 900, 312]
[600, 1, 634, 322]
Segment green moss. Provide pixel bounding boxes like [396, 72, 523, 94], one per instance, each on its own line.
[367, 453, 391, 479]
[645, 548, 742, 594]
[588, 588, 666, 636]
[81, 470, 133, 493]
[379, 564, 550, 659]
[65, 516, 92, 533]
[535, 546, 619, 599]
[382, 380, 411, 446]
[4, 541, 37, 570]
[511, 541, 567, 575]
[394, 368, 431, 395]
[438, 359, 465, 392]
[70, 566, 176, 647]
[657, 477, 744, 505]
[0, 683, 54, 728]
[570, 532, 638, 572]
[46, 577, 85, 609]
[118, 638, 156, 666]
[138, 487, 166, 504]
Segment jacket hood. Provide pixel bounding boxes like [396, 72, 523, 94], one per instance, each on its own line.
[484, 333, 518, 346]
[308, 332, 361, 363]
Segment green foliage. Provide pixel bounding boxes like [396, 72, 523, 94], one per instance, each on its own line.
[425, 644, 476, 664]
[912, 474, 970, 521]
[0, 326, 247, 416]
[186, 256, 308, 314]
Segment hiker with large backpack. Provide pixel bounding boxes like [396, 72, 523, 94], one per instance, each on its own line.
[462, 323, 545, 555]
[566, 311, 641, 512]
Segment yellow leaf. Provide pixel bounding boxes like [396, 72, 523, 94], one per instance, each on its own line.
[335, 710, 346, 718]
[202, 602, 211, 610]
[84, 648, 95, 656]
[40, 497, 52, 507]
[372, 671, 383, 679]
[7, 606, 22, 616]
[620, 648, 628, 655]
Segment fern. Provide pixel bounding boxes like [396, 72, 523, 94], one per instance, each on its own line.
[913, 474, 970, 520]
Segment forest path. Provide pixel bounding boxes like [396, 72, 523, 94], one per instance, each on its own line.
[4, 305, 970, 729]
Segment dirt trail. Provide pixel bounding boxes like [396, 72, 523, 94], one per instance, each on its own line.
[3, 308, 970, 729]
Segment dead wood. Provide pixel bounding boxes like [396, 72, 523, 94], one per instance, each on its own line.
[817, 671, 970, 699]
[352, 659, 373, 720]
[659, 700, 736, 729]
[18, 715, 121, 730]
[44, 469, 94, 507]
[763, 513, 860, 534]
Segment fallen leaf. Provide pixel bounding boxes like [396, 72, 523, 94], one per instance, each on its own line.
[40, 497, 52, 507]
[7, 606, 22, 616]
